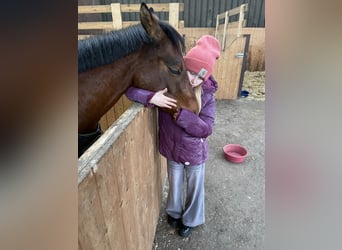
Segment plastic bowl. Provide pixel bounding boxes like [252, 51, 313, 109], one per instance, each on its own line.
[223, 144, 248, 163]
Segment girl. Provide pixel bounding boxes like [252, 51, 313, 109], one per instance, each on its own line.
[126, 35, 220, 237]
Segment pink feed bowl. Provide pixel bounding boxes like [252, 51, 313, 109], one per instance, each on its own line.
[223, 144, 248, 163]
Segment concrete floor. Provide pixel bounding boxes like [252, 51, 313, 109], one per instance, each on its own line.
[152, 99, 265, 250]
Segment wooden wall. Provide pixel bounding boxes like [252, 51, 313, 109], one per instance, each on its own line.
[100, 95, 132, 131]
[78, 104, 167, 250]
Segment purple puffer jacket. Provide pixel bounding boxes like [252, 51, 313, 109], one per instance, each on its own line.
[125, 75, 218, 166]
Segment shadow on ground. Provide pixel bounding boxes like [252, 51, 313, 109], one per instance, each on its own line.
[152, 99, 265, 250]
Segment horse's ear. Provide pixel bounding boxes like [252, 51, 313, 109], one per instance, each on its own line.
[149, 7, 156, 16]
[140, 2, 163, 41]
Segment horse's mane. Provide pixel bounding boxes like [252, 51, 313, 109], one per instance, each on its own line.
[78, 21, 185, 73]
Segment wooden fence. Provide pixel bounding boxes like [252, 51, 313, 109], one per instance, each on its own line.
[78, 104, 167, 250]
[78, 3, 185, 40]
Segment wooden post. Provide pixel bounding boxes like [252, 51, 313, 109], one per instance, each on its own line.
[237, 4, 247, 38]
[215, 14, 219, 38]
[215, 11, 228, 51]
[169, 3, 179, 29]
[111, 3, 122, 30]
[222, 11, 229, 51]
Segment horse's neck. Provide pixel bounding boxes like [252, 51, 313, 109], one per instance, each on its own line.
[78, 53, 140, 132]
[101, 53, 141, 98]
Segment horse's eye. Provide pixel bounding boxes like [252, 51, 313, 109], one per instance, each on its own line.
[168, 66, 181, 75]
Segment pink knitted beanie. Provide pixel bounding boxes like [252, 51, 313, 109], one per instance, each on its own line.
[184, 35, 221, 81]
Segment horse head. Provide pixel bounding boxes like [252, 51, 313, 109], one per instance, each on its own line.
[132, 3, 199, 115]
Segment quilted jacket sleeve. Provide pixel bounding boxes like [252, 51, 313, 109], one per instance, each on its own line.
[125, 86, 155, 108]
[175, 93, 216, 138]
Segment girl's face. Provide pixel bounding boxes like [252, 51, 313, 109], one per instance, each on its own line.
[187, 71, 204, 87]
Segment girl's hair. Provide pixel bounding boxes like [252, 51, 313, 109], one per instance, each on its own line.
[194, 85, 202, 114]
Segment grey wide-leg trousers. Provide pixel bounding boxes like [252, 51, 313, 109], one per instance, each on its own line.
[166, 160, 205, 227]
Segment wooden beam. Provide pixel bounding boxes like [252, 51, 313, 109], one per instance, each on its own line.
[111, 3, 122, 30]
[222, 11, 229, 51]
[169, 3, 180, 29]
[120, 3, 184, 12]
[78, 5, 111, 14]
[78, 3, 184, 14]
[78, 22, 113, 30]
[237, 4, 248, 37]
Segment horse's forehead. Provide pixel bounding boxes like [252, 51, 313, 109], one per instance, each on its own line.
[147, 42, 183, 61]
[164, 40, 183, 55]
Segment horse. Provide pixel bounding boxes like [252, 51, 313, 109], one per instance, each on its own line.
[78, 2, 199, 157]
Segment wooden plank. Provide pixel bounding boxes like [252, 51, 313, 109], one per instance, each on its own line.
[110, 3, 122, 30]
[99, 113, 108, 131]
[214, 36, 246, 99]
[78, 3, 184, 14]
[217, 12, 227, 19]
[223, 37, 239, 99]
[78, 34, 92, 40]
[78, 5, 111, 14]
[216, 3, 248, 22]
[93, 144, 128, 249]
[122, 3, 168, 12]
[215, 14, 219, 37]
[222, 11, 229, 51]
[110, 118, 140, 248]
[127, 111, 145, 247]
[121, 21, 140, 28]
[237, 4, 248, 37]
[78, 22, 113, 30]
[126, 108, 163, 248]
[215, 10, 229, 51]
[113, 97, 124, 120]
[179, 21, 185, 29]
[227, 5, 244, 16]
[106, 107, 116, 128]
[142, 108, 162, 245]
[120, 3, 184, 12]
[122, 95, 132, 111]
[169, 3, 180, 29]
[78, 171, 111, 250]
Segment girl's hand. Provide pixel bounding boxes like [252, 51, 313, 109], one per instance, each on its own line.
[149, 88, 177, 109]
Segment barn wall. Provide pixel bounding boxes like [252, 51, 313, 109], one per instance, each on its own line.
[78, 104, 167, 250]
